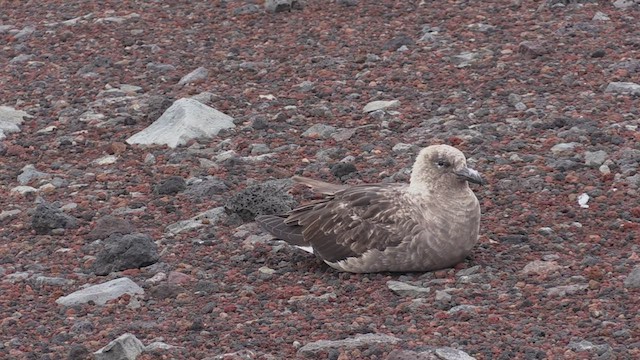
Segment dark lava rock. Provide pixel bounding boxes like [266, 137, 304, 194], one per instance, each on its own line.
[92, 233, 159, 276]
[31, 203, 78, 235]
[153, 176, 187, 195]
[224, 179, 296, 221]
[150, 283, 184, 300]
[331, 162, 357, 178]
[87, 215, 135, 241]
[67, 344, 90, 360]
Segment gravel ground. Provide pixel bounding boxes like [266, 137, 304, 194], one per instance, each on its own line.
[1, 1, 640, 359]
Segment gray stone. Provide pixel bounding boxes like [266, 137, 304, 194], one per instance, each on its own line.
[435, 347, 476, 360]
[265, 0, 303, 13]
[605, 81, 640, 96]
[0, 106, 31, 140]
[94, 333, 145, 360]
[550, 142, 579, 155]
[363, 100, 400, 113]
[165, 207, 226, 235]
[17, 164, 50, 185]
[0, 209, 21, 224]
[10, 54, 34, 63]
[435, 290, 452, 302]
[126, 98, 235, 148]
[567, 339, 610, 353]
[88, 215, 136, 241]
[178, 66, 208, 86]
[56, 277, 144, 306]
[392, 143, 415, 153]
[448, 305, 480, 314]
[13, 25, 35, 40]
[153, 176, 186, 195]
[225, 180, 296, 221]
[250, 143, 271, 155]
[33, 276, 74, 288]
[546, 284, 588, 297]
[522, 260, 562, 275]
[613, 0, 636, 9]
[387, 280, 431, 297]
[298, 333, 401, 355]
[584, 150, 607, 167]
[592, 11, 610, 21]
[624, 266, 640, 288]
[302, 123, 337, 138]
[31, 203, 78, 235]
[92, 233, 160, 276]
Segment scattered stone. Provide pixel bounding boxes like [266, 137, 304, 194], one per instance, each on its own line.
[288, 292, 337, 303]
[67, 344, 90, 359]
[363, 100, 400, 113]
[330, 162, 357, 178]
[92, 233, 160, 276]
[382, 34, 415, 51]
[605, 82, 640, 96]
[33, 276, 74, 288]
[592, 12, 610, 21]
[546, 284, 588, 297]
[10, 185, 38, 196]
[56, 277, 144, 306]
[31, 203, 78, 235]
[265, 0, 303, 13]
[10, 54, 34, 63]
[550, 142, 578, 155]
[298, 333, 401, 355]
[387, 280, 431, 297]
[178, 66, 208, 86]
[126, 98, 235, 148]
[522, 260, 562, 276]
[435, 347, 476, 360]
[331, 128, 357, 142]
[224, 179, 296, 221]
[577, 193, 590, 209]
[518, 41, 549, 58]
[87, 215, 136, 241]
[93, 155, 118, 165]
[612, 0, 636, 9]
[13, 25, 35, 40]
[567, 339, 610, 354]
[584, 150, 607, 167]
[302, 123, 337, 138]
[153, 176, 187, 195]
[94, 333, 145, 360]
[448, 305, 480, 314]
[234, 4, 261, 15]
[165, 207, 226, 235]
[623, 266, 640, 288]
[0, 209, 21, 224]
[0, 105, 31, 139]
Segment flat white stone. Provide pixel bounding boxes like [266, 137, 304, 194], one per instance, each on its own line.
[55, 277, 144, 306]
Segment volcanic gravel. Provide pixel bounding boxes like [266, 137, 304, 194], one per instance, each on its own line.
[1, 1, 640, 359]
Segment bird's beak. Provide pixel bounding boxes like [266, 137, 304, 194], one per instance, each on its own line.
[455, 166, 485, 185]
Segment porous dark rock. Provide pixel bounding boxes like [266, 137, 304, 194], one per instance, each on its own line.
[92, 233, 159, 276]
[224, 179, 296, 221]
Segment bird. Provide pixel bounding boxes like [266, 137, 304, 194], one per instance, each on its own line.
[255, 144, 484, 273]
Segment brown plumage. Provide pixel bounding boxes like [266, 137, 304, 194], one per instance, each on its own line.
[255, 144, 484, 273]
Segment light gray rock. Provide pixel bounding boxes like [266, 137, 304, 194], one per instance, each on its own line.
[33, 276, 74, 288]
[17, 164, 50, 185]
[165, 207, 226, 235]
[178, 66, 208, 86]
[387, 280, 431, 297]
[592, 11, 610, 21]
[0, 106, 31, 140]
[302, 123, 337, 138]
[298, 333, 401, 355]
[13, 25, 35, 40]
[126, 98, 235, 148]
[521, 260, 562, 275]
[435, 347, 476, 360]
[550, 142, 579, 155]
[55, 277, 144, 306]
[363, 100, 400, 113]
[605, 81, 640, 96]
[624, 266, 640, 288]
[612, 0, 636, 9]
[546, 284, 588, 297]
[0, 209, 21, 224]
[94, 333, 145, 360]
[584, 150, 607, 167]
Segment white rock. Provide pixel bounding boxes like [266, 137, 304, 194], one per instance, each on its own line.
[578, 193, 590, 209]
[55, 277, 144, 306]
[93, 155, 118, 165]
[435, 347, 477, 360]
[592, 11, 610, 21]
[10, 185, 38, 195]
[165, 207, 226, 235]
[94, 333, 145, 360]
[298, 333, 400, 355]
[363, 100, 400, 113]
[126, 98, 235, 148]
[0, 106, 31, 140]
[613, 0, 636, 9]
[550, 142, 578, 155]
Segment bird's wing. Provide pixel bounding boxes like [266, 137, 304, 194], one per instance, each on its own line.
[285, 184, 424, 263]
[292, 175, 347, 195]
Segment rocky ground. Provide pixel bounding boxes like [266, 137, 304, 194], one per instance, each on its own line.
[1, 0, 640, 359]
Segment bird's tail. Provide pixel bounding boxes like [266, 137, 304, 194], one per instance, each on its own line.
[292, 175, 346, 195]
[255, 215, 307, 246]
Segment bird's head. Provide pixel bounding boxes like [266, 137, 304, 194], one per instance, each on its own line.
[409, 144, 484, 192]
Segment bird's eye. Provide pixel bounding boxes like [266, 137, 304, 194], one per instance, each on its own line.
[436, 159, 450, 168]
